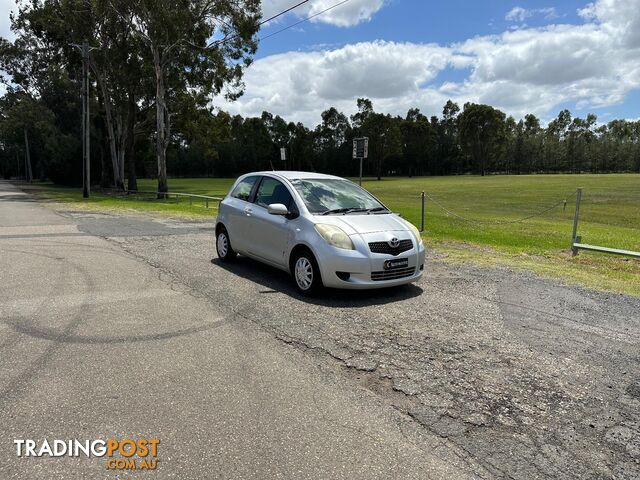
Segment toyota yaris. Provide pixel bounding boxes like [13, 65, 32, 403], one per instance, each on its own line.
[215, 171, 425, 293]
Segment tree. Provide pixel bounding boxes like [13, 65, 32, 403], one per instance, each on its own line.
[2, 0, 153, 190]
[361, 113, 402, 180]
[401, 109, 436, 176]
[437, 100, 461, 174]
[458, 103, 507, 176]
[122, 0, 261, 196]
[314, 107, 351, 174]
[351, 98, 373, 131]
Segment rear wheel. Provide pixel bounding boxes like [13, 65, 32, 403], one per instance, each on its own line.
[292, 249, 322, 294]
[216, 226, 237, 262]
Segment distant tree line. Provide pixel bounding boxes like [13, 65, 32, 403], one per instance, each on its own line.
[1, 3, 639, 188]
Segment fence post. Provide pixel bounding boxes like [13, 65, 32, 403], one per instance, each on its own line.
[420, 191, 425, 232]
[571, 187, 583, 255]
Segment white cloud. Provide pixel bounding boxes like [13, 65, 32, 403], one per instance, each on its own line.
[218, 0, 640, 126]
[506, 6, 558, 23]
[505, 7, 529, 22]
[261, 0, 386, 27]
[578, 0, 640, 48]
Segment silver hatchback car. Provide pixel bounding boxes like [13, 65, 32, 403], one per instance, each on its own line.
[215, 171, 425, 293]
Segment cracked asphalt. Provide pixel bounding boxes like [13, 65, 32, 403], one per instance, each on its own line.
[1, 180, 639, 479]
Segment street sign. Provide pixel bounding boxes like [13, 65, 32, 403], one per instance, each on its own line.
[280, 147, 287, 161]
[353, 137, 369, 186]
[353, 137, 368, 159]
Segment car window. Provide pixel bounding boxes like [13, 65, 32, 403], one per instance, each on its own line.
[255, 177, 294, 210]
[230, 176, 258, 201]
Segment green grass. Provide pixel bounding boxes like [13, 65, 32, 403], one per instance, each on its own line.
[359, 174, 640, 296]
[18, 174, 640, 296]
[18, 181, 223, 220]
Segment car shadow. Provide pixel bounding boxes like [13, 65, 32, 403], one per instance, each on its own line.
[211, 256, 423, 307]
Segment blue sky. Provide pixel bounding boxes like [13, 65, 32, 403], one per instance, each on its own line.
[257, 0, 588, 57]
[1, 0, 639, 125]
[219, 0, 640, 126]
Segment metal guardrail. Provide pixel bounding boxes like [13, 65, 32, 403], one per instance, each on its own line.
[572, 240, 640, 258]
[102, 188, 224, 209]
[570, 188, 640, 258]
[418, 187, 639, 259]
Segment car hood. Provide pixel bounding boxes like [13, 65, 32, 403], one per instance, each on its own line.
[314, 213, 411, 235]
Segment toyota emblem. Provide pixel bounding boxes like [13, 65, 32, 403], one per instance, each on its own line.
[388, 237, 400, 248]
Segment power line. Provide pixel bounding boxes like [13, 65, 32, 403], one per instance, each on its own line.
[207, 0, 352, 48]
[261, 0, 310, 26]
[259, 0, 352, 42]
[208, 0, 311, 49]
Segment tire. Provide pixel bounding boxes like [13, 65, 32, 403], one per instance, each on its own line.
[291, 249, 322, 294]
[216, 226, 237, 262]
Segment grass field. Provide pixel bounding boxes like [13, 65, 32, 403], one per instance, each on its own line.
[18, 174, 640, 296]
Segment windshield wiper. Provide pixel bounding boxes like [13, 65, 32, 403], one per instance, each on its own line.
[321, 207, 390, 215]
[321, 208, 357, 215]
[365, 207, 390, 214]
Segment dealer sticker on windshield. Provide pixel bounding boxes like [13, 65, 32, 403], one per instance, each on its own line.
[384, 258, 409, 270]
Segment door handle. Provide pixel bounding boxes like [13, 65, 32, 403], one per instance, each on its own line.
[244, 207, 253, 216]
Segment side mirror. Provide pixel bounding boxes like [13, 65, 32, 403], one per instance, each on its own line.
[268, 203, 289, 216]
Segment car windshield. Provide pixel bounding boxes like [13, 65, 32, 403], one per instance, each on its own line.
[290, 178, 388, 215]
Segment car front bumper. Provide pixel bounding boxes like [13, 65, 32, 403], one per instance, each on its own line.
[315, 235, 426, 290]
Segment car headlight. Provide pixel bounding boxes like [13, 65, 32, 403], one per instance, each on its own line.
[315, 224, 355, 250]
[405, 220, 424, 246]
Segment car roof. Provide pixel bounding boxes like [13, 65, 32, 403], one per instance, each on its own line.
[249, 171, 343, 181]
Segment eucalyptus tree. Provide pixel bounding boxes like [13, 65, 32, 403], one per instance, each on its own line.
[434, 100, 461, 174]
[401, 108, 436, 176]
[119, 0, 261, 196]
[458, 103, 507, 176]
[361, 112, 402, 180]
[2, 0, 146, 190]
[314, 107, 351, 173]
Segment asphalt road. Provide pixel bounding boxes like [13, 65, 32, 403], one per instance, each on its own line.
[1, 180, 638, 479]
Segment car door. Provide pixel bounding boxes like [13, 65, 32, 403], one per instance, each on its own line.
[225, 175, 260, 253]
[246, 176, 297, 268]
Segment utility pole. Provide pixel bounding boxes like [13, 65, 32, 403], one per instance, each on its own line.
[71, 41, 92, 198]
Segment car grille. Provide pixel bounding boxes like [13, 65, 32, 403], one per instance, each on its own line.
[368, 239, 413, 256]
[371, 266, 415, 282]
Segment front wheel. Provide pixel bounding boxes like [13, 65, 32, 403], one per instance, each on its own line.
[292, 250, 322, 294]
[216, 226, 237, 262]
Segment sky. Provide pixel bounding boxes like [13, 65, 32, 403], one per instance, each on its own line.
[2, 0, 639, 126]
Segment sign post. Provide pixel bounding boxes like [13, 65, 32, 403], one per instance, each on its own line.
[280, 147, 287, 170]
[352, 137, 369, 186]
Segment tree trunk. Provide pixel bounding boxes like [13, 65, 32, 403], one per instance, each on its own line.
[126, 91, 138, 192]
[24, 128, 33, 183]
[116, 113, 126, 189]
[94, 67, 124, 189]
[153, 47, 169, 197]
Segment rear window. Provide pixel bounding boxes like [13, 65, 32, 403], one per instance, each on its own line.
[230, 176, 258, 201]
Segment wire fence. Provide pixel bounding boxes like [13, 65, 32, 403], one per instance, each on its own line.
[417, 188, 639, 259]
[422, 191, 577, 225]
